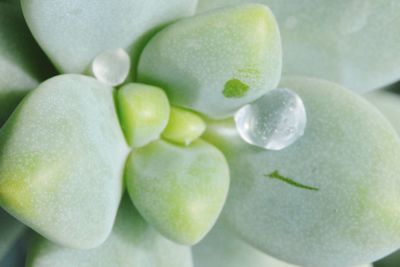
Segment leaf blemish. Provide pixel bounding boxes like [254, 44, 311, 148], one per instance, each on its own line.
[265, 170, 319, 191]
[223, 79, 249, 98]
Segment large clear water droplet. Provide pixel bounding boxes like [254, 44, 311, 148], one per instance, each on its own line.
[234, 88, 307, 150]
[92, 48, 131, 86]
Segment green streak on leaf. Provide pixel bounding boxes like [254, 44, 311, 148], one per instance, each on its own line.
[223, 79, 249, 98]
[265, 170, 319, 191]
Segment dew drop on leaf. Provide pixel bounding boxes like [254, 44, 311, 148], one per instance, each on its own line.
[234, 88, 307, 150]
[92, 48, 131, 86]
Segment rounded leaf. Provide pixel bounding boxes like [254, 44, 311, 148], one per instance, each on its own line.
[138, 4, 282, 118]
[193, 221, 373, 267]
[198, 0, 400, 92]
[0, 74, 129, 249]
[21, 0, 197, 74]
[26, 197, 193, 267]
[162, 107, 206, 146]
[117, 83, 170, 147]
[194, 221, 299, 267]
[204, 77, 400, 266]
[126, 140, 230, 245]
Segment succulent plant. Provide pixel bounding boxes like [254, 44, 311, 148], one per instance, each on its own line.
[193, 219, 373, 267]
[1, 1, 400, 267]
[197, 0, 400, 93]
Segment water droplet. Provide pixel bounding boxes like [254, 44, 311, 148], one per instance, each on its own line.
[92, 48, 131, 86]
[234, 88, 307, 150]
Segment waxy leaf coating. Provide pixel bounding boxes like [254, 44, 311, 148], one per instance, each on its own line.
[21, 0, 197, 74]
[138, 4, 282, 118]
[162, 107, 206, 146]
[117, 83, 170, 148]
[204, 77, 400, 267]
[126, 139, 230, 245]
[0, 74, 129, 249]
[197, 0, 400, 92]
[193, 221, 299, 267]
[26, 197, 193, 267]
[193, 220, 373, 267]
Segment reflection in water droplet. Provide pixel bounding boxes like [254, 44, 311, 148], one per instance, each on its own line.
[92, 48, 131, 86]
[234, 88, 307, 150]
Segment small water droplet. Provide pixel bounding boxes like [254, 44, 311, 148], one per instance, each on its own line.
[92, 48, 131, 86]
[234, 88, 307, 150]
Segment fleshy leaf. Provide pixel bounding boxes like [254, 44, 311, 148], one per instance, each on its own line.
[197, 0, 400, 92]
[162, 107, 206, 146]
[138, 4, 282, 118]
[0, 74, 129, 249]
[203, 77, 400, 266]
[193, 221, 372, 267]
[126, 140, 230, 245]
[117, 83, 170, 147]
[21, 0, 197, 75]
[26, 197, 193, 267]
[0, 2, 54, 125]
[193, 221, 298, 267]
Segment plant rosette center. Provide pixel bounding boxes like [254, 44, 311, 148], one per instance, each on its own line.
[2, 2, 400, 267]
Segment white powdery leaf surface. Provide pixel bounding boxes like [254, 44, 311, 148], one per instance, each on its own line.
[21, 0, 197, 74]
[27, 198, 193, 267]
[203, 76, 400, 267]
[197, 0, 400, 92]
[126, 140, 230, 245]
[138, 4, 282, 118]
[193, 221, 373, 267]
[0, 74, 129, 249]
